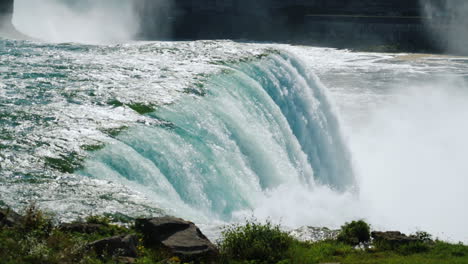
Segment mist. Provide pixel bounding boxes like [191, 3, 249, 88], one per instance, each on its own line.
[12, 0, 140, 43]
[353, 75, 468, 242]
[420, 0, 468, 55]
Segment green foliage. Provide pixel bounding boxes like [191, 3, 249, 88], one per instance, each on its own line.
[20, 203, 54, 236]
[2, 208, 468, 264]
[219, 220, 294, 263]
[85, 215, 112, 225]
[412, 231, 433, 242]
[0, 205, 99, 264]
[373, 231, 433, 254]
[397, 241, 431, 255]
[106, 99, 156, 114]
[101, 126, 128, 137]
[81, 143, 105, 152]
[287, 240, 354, 264]
[107, 99, 124, 107]
[337, 220, 371, 246]
[44, 152, 83, 173]
[128, 103, 155, 115]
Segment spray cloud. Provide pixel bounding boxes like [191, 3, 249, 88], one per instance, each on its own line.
[420, 0, 468, 54]
[353, 74, 468, 242]
[12, 0, 142, 43]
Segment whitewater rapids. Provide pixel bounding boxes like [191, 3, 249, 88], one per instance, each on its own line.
[1, 38, 468, 242]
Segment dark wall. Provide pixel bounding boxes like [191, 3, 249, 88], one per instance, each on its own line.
[0, 0, 13, 19]
[135, 0, 439, 51]
[0, 0, 456, 52]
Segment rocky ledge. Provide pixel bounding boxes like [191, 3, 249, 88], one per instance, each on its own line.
[0, 207, 218, 263]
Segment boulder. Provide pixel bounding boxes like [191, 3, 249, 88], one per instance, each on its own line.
[135, 217, 218, 261]
[371, 231, 419, 248]
[87, 234, 138, 258]
[116, 257, 136, 264]
[59, 222, 106, 234]
[0, 207, 23, 227]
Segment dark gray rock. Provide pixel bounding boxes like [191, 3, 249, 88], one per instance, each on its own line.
[0, 207, 23, 227]
[135, 217, 218, 261]
[87, 234, 138, 258]
[116, 257, 136, 264]
[371, 231, 419, 246]
[59, 222, 106, 234]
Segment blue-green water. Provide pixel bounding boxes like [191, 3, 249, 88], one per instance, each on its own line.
[2, 37, 468, 241]
[0, 39, 354, 224]
[80, 52, 354, 221]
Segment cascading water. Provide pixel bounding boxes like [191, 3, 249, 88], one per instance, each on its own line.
[79, 52, 355, 221]
[2, 0, 468, 240]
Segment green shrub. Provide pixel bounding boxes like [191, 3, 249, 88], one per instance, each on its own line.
[337, 220, 370, 246]
[412, 231, 433, 242]
[20, 203, 54, 236]
[432, 241, 468, 258]
[288, 240, 354, 264]
[397, 241, 431, 255]
[219, 220, 295, 263]
[85, 215, 111, 226]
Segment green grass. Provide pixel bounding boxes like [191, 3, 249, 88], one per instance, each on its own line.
[219, 220, 295, 263]
[2, 208, 468, 264]
[282, 240, 468, 264]
[219, 220, 468, 264]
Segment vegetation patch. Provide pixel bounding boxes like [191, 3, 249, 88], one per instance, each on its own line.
[107, 99, 156, 115]
[337, 220, 371, 246]
[1, 208, 468, 264]
[101, 126, 128, 137]
[128, 103, 155, 115]
[107, 99, 124, 107]
[183, 82, 207, 96]
[80, 143, 105, 152]
[218, 220, 295, 263]
[44, 152, 83, 174]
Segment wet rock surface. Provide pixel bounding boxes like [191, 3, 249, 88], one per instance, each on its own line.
[0, 207, 23, 227]
[136, 216, 218, 261]
[87, 234, 138, 258]
[372, 231, 420, 246]
[291, 226, 340, 242]
[59, 222, 107, 234]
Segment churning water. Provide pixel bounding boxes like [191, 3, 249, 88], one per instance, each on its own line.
[2, 8, 468, 241]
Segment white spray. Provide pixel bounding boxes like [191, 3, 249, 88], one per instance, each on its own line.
[420, 0, 468, 54]
[12, 0, 139, 43]
[352, 75, 468, 242]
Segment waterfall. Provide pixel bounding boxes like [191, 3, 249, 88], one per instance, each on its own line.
[80, 52, 355, 221]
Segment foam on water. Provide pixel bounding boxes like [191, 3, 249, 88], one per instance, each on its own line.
[2, 38, 468, 242]
[80, 52, 356, 224]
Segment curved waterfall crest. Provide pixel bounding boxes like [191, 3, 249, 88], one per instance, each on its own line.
[81, 51, 355, 220]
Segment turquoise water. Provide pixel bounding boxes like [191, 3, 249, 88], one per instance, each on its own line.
[80, 52, 354, 220]
[3, 37, 468, 242]
[0, 39, 354, 223]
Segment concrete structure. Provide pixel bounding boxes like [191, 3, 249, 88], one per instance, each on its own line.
[0, 0, 460, 52]
[0, 0, 13, 24]
[136, 0, 440, 51]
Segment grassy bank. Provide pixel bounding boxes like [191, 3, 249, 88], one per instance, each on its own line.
[1, 206, 468, 264]
[218, 220, 468, 264]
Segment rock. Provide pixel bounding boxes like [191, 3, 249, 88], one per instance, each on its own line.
[87, 234, 138, 258]
[0, 207, 23, 227]
[59, 222, 106, 234]
[116, 257, 136, 264]
[371, 231, 419, 247]
[290, 226, 340, 242]
[135, 217, 218, 261]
